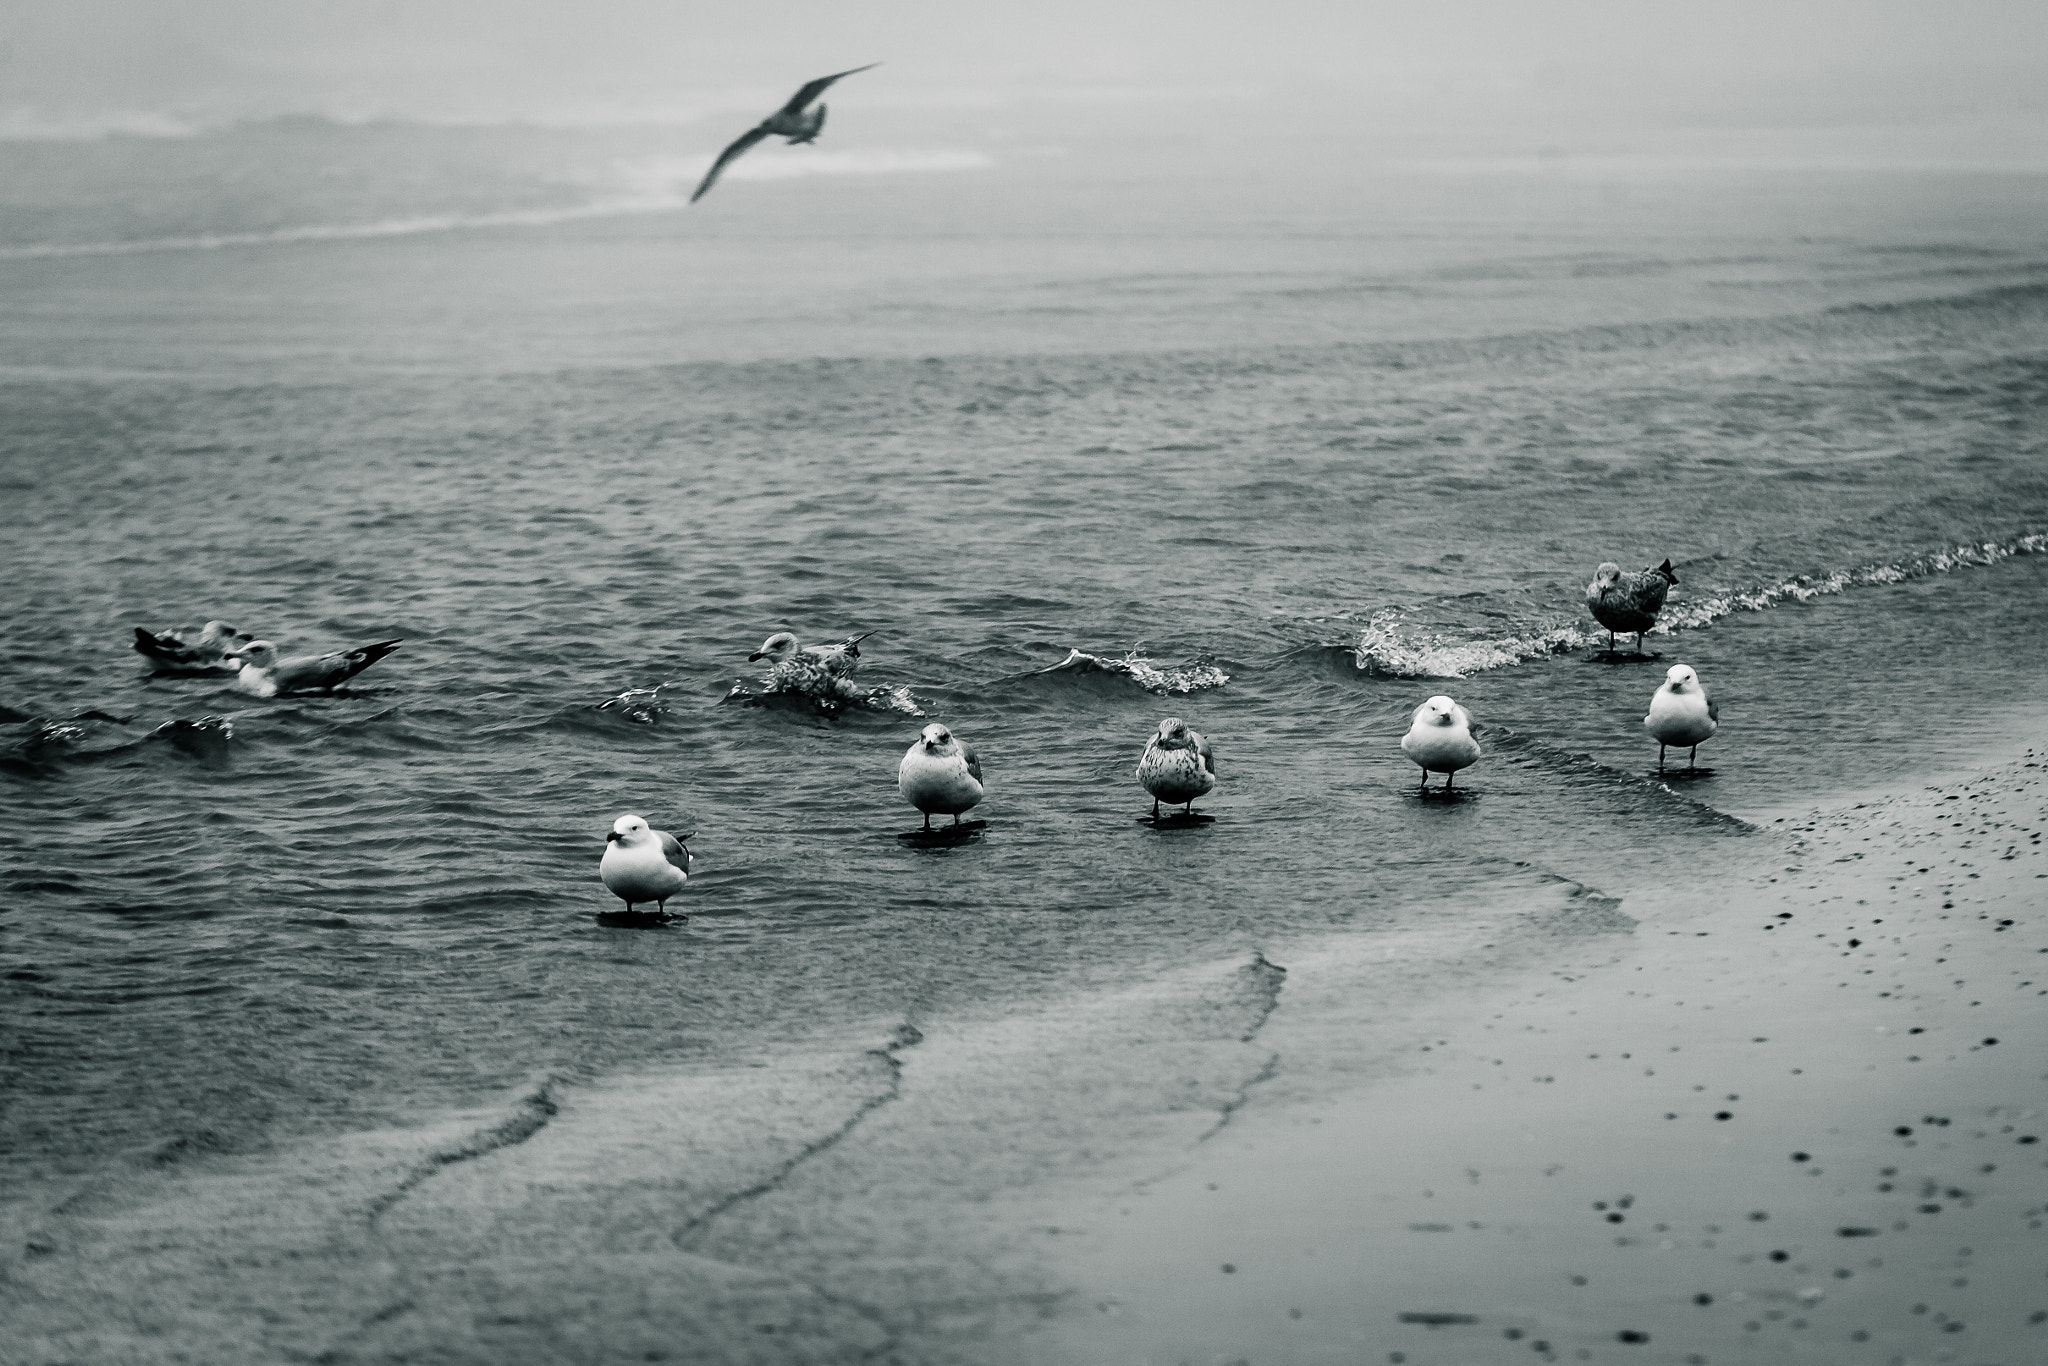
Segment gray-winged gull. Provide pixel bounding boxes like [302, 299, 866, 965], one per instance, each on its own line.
[1644, 663, 1719, 772]
[898, 722, 983, 830]
[133, 620, 255, 674]
[600, 814, 691, 913]
[691, 64, 881, 204]
[225, 639, 401, 697]
[1400, 694, 1481, 792]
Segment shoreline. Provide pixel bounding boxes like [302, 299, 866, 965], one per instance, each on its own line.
[5, 748, 2045, 1364]
[1009, 749, 2048, 1365]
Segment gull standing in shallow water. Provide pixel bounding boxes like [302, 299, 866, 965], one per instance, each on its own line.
[1401, 694, 1481, 792]
[225, 639, 402, 697]
[1136, 717, 1217, 818]
[898, 723, 983, 830]
[1586, 558, 1679, 654]
[1645, 663, 1719, 773]
[691, 64, 881, 204]
[600, 814, 690, 914]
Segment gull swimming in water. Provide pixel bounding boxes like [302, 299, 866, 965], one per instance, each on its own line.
[225, 639, 402, 697]
[600, 813, 691, 914]
[748, 630, 873, 675]
[1400, 694, 1481, 792]
[898, 723, 983, 830]
[1136, 716, 1217, 818]
[1644, 663, 1718, 773]
[691, 64, 881, 204]
[133, 620, 254, 674]
[1586, 558, 1678, 654]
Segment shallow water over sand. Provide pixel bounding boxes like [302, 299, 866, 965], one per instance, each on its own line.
[3, 129, 2046, 1351]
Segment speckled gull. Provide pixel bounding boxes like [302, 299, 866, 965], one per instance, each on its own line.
[1586, 558, 1678, 653]
[133, 619, 254, 674]
[225, 639, 401, 697]
[1400, 694, 1481, 792]
[898, 723, 983, 830]
[1644, 663, 1719, 773]
[1136, 717, 1217, 818]
[691, 64, 881, 204]
[748, 630, 873, 676]
[600, 814, 690, 914]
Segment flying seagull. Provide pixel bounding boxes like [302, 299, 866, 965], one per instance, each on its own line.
[691, 64, 880, 204]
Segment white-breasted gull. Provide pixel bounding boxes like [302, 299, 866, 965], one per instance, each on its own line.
[1644, 663, 1719, 773]
[1401, 694, 1481, 792]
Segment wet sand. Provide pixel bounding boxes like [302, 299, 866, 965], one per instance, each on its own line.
[1014, 753, 2048, 1365]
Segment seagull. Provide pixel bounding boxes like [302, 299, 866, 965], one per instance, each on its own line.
[898, 722, 983, 830]
[600, 813, 690, 914]
[1644, 663, 1718, 773]
[1136, 716, 1217, 818]
[691, 64, 881, 204]
[1586, 558, 1678, 653]
[1400, 694, 1481, 792]
[132, 620, 254, 673]
[225, 639, 401, 697]
[748, 630, 874, 676]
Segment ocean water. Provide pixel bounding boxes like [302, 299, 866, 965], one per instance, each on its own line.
[3, 117, 2047, 1269]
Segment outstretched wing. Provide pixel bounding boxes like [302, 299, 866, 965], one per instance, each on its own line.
[659, 831, 691, 872]
[961, 742, 983, 784]
[692, 126, 771, 203]
[780, 63, 880, 115]
[133, 627, 191, 664]
[274, 640, 401, 691]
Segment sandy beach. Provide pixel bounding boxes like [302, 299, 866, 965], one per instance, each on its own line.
[1013, 750, 2048, 1365]
[7, 740, 2042, 1365]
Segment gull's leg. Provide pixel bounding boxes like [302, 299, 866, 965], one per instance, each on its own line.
[1419, 771, 1428, 793]
[1634, 631, 1645, 655]
[1152, 798, 1160, 819]
[1608, 629, 1616, 653]
[1690, 744, 1698, 772]
[922, 812, 932, 832]
[1658, 743, 1666, 774]
[1446, 769, 1455, 790]
[952, 812, 961, 827]
[1184, 800, 1194, 815]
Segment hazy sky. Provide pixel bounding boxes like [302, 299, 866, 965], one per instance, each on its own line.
[3, 1, 2044, 160]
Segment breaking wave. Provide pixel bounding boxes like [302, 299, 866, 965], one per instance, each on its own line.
[1026, 647, 1231, 695]
[1349, 533, 2048, 679]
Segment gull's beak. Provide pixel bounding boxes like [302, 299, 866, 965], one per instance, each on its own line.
[747, 651, 766, 662]
[606, 830, 621, 843]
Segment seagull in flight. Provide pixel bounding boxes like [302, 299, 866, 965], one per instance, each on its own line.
[692, 63, 880, 204]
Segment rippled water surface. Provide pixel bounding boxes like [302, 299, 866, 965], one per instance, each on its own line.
[3, 125, 2047, 1199]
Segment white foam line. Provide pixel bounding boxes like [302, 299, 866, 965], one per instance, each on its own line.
[0, 196, 681, 261]
[1352, 533, 2048, 679]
